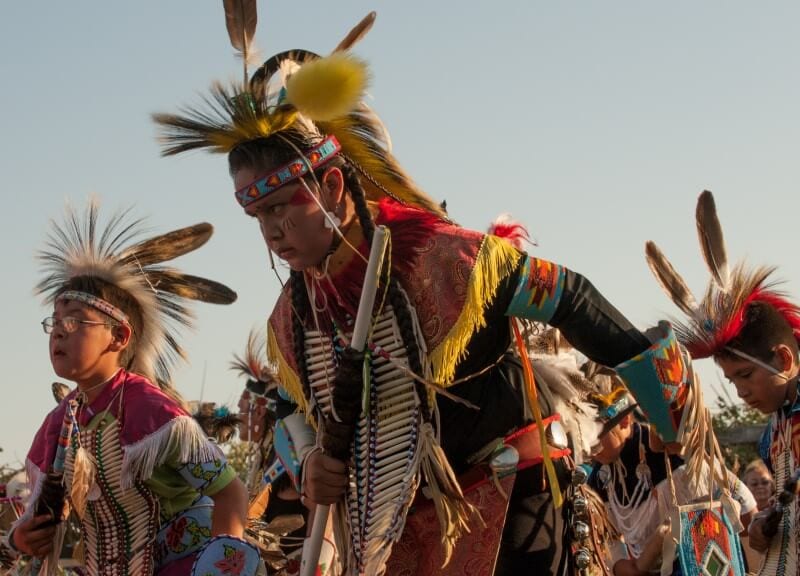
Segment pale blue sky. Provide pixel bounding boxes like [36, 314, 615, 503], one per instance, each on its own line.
[1, 2, 798, 467]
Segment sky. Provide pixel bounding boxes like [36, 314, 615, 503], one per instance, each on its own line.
[1, 1, 798, 468]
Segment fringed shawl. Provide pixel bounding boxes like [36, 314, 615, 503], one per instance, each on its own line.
[25, 370, 218, 490]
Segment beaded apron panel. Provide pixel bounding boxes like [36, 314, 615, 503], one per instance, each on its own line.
[306, 305, 422, 575]
[64, 417, 159, 575]
[758, 414, 798, 576]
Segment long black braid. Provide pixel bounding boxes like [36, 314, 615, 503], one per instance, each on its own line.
[289, 270, 312, 400]
[342, 164, 433, 422]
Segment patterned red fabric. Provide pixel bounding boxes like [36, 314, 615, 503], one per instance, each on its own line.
[384, 475, 515, 576]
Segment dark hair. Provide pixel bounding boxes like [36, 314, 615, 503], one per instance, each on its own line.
[718, 301, 800, 364]
[56, 276, 142, 368]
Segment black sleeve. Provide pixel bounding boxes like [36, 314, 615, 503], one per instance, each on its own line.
[547, 268, 651, 366]
[271, 392, 299, 420]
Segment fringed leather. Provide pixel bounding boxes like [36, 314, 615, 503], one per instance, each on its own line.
[418, 422, 480, 567]
[121, 415, 218, 490]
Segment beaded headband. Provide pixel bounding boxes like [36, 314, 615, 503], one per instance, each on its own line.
[598, 394, 636, 430]
[234, 135, 341, 208]
[57, 290, 129, 325]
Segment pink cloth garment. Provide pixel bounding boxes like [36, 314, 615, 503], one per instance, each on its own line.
[26, 370, 188, 476]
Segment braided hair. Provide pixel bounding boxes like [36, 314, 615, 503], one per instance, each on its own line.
[342, 164, 432, 421]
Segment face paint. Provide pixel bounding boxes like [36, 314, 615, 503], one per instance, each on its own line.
[236, 167, 340, 271]
[288, 186, 315, 207]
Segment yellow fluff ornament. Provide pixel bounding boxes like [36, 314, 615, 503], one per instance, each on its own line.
[285, 53, 369, 122]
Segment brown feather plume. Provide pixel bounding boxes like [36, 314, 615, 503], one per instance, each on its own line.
[120, 223, 213, 267]
[645, 241, 698, 317]
[696, 190, 729, 290]
[145, 271, 238, 304]
[223, 0, 258, 82]
[333, 12, 377, 53]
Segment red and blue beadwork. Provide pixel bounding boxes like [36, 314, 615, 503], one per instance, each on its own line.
[506, 256, 566, 323]
[273, 418, 304, 491]
[615, 324, 689, 443]
[234, 135, 342, 208]
[676, 504, 746, 576]
[190, 535, 261, 576]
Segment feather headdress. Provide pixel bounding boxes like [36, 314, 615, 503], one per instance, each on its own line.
[36, 198, 237, 386]
[230, 327, 280, 396]
[582, 362, 638, 434]
[646, 190, 800, 358]
[153, 12, 446, 217]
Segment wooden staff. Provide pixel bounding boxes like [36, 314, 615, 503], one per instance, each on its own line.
[300, 226, 389, 576]
[30, 399, 75, 575]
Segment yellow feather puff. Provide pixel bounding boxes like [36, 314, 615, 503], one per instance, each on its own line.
[285, 53, 369, 122]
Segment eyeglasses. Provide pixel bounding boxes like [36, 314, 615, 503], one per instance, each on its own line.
[746, 478, 773, 488]
[41, 316, 117, 334]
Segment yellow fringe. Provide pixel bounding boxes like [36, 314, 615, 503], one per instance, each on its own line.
[429, 236, 522, 386]
[266, 323, 307, 413]
[512, 318, 564, 509]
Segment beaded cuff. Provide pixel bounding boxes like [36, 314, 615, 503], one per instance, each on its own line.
[506, 256, 566, 323]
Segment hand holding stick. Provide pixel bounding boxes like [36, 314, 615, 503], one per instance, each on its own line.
[761, 468, 800, 538]
[300, 226, 389, 576]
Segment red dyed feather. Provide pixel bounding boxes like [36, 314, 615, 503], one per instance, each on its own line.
[686, 287, 800, 358]
[487, 214, 530, 250]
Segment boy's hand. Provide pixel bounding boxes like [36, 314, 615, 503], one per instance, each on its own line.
[748, 509, 775, 552]
[12, 514, 57, 557]
[302, 450, 347, 505]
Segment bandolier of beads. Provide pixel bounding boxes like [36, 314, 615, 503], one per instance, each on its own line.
[290, 269, 313, 401]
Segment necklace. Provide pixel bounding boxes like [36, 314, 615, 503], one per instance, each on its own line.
[76, 368, 122, 405]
